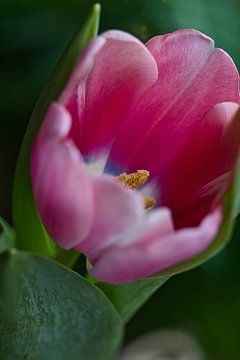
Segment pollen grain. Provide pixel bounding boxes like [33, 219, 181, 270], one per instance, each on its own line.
[117, 169, 150, 189]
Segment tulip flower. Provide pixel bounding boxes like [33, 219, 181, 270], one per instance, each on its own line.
[31, 29, 240, 284]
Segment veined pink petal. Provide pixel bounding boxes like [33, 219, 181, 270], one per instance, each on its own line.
[159, 102, 240, 227]
[91, 208, 221, 284]
[60, 30, 158, 154]
[75, 175, 143, 258]
[108, 29, 239, 174]
[31, 103, 94, 248]
[59, 36, 106, 148]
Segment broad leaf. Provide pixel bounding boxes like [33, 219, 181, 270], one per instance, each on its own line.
[12, 4, 100, 256]
[0, 250, 122, 359]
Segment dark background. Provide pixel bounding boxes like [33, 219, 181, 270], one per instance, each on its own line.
[1, 1, 240, 359]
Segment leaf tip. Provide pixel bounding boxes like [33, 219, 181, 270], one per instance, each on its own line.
[93, 3, 101, 15]
[91, 3, 101, 34]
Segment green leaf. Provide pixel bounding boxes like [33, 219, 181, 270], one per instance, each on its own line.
[0, 250, 122, 360]
[0, 218, 15, 253]
[12, 4, 101, 256]
[98, 276, 170, 323]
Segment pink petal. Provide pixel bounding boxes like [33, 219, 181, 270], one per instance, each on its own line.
[60, 30, 158, 154]
[59, 36, 106, 148]
[75, 175, 143, 258]
[159, 102, 240, 228]
[108, 29, 239, 174]
[91, 208, 221, 284]
[31, 102, 94, 248]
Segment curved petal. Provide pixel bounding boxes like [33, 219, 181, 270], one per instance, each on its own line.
[159, 102, 240, 227]
[59, 36, 106, 148]
[75, 175, 144, 258]
[60, 30, 158, 154]
[108, 29, 239, 174]
[91, 208, 221, 284]
[31, 102, 94, 248]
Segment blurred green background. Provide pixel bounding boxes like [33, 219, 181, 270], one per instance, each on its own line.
[1, 0, 240, 359]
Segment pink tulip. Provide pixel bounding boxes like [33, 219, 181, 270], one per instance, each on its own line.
[31, 29, 240, 284]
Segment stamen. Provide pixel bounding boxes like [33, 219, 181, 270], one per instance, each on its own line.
[117, 169, 156, 210]
[117, 169, 150, 189]
[144, 196, 156, 210]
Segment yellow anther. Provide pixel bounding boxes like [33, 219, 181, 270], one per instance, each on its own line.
[117, 169, 156, 210]
[117, 170, 150, 189]
[144, 196, 156, 210]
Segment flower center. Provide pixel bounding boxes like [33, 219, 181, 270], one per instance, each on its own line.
[117, 169, 156, 209]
